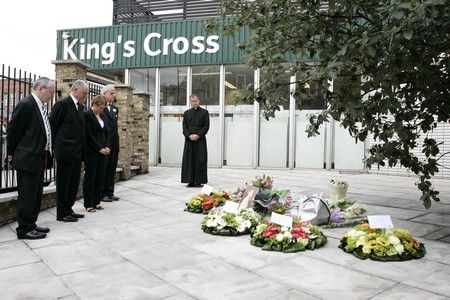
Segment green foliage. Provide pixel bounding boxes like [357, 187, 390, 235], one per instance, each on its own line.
[210, 0, 450, 207]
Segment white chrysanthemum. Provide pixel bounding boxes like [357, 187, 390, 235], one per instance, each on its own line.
[355, 236, 366, 247]
[237, 220, 251, 232]
[217, 218, 227, 229]
[207, 219, 218, 228]
[343, 203, 366, 219]
[388, 235, 401, 246]
[276, 233, 284, 242]
[394, 243, 404, 254]
[256, 224, 267, 233]
[280, 226, 289, 233]
[348, 229, 366, 240]
[283, 231, 292, 239]
[243, 220, 251, 228]
[297, 238, 308, 246]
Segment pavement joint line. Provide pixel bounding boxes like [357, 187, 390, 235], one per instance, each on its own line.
[0, 258, 43, 272]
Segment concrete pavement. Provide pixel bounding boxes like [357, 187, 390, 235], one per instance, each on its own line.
[0, 167, 449, 299]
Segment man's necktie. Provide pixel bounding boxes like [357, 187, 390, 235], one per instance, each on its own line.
[41, 104, 52, 152]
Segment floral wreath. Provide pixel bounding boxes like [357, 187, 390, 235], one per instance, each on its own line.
[185, 191, 233, 214]
[202, 208, 262, 236]
[250, 219, 327, 253]
[339, 223, 426, 261]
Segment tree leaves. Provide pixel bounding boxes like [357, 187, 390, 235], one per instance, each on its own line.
[212, 0, 450, 208]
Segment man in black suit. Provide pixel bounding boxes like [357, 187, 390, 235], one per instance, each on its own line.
[7, 77, 54, 239]
[100, 84, 120, 202]
[49, 80, 88, 222]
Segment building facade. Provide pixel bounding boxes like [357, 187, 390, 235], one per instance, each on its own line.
[55, 4, 449, 176]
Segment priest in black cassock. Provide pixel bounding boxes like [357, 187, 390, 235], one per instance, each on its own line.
[181, 94, 210, 187]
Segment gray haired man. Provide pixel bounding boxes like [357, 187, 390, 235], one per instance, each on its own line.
[100, 84, 120, 202]
[50, 80, 88, 222]
[7, 77, 55, 239]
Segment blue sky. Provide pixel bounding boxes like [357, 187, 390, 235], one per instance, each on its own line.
[0, 0, 112, 78]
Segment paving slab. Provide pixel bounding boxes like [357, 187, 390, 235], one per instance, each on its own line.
[371, 283, 447, 300]
[0, 225, 17, 243]
[0, 240, 41, 269]
[410, 212, 450, 227]
[0, 166, 449, 299]
[33, 239, 124, 275]
[192, 234, 297, 270]
[267, 288, 319, 300]
[61, 261, 182, 299]
[0, 262, 73, 299]
[162, 257, 290, 300]
[391, 218, 444, 237]
[363, 204, 426, 220]
[254, 255, 396, 299]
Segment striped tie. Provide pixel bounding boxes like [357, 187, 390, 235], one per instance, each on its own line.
[41, 104, 52, 153]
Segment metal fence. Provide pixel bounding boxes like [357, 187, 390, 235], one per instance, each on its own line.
[0, 64, 105, 193]
[88, 81, 104, 108]
[0, 64, 56, 193]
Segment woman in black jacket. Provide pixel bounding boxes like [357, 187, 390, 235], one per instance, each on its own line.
[83, 95, 110, 212]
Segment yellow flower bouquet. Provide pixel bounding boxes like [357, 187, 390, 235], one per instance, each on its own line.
[339, 223, 426, 261]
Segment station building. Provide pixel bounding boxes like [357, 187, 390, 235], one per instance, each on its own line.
[54, 0, 449, 178]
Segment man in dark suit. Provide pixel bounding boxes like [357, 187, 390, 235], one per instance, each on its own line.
[49, 80, 88, 222]
[7, 77, 54, 239]
[100, 84, 120, 202]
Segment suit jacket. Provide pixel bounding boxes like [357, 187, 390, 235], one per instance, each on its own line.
[6, 95, 48, 173]
[84, 109, 109, 153]
[49, 96, 85, 161]
[101, 104, 119, 150]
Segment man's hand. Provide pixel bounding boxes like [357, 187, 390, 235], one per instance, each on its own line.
[99, 147, 110, 155]
[189, 134, 200, 141]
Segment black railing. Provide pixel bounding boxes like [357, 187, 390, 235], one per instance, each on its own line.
[113, 0, 221, 24]
[0, 64, 56, 193]
[88, 81, 104, 108]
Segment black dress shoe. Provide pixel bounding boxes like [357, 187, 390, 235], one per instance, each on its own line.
[102, 196, 113, 202]
[111, 195, 120, 201]
[57, 215, 78, 222]
[186, 183, 195, 188]
[18, 230, 46, 240]
[35, 226, 50, 233]
[71, 212, 85, 218]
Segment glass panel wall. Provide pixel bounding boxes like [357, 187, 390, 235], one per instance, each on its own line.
[129, 68, 157, 165]
[192, 65, 221, 167]
[295, 79, 326, 168]
[224, 65, 254, 167]
[259, 70, 290, 168]
[333, 76, 365, 169]
[160, 67, 187, 165]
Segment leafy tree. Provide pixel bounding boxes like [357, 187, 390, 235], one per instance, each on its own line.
[208, 0, 450, 208]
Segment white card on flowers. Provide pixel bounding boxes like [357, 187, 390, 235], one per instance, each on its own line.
[222, 201, 239, 213]
[201, 184, 214, 195]
[368, 215, 394, 229]
[271, 212, 293, 227]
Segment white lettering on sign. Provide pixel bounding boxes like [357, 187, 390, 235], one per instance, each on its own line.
[143, 33, 220, 57]
[143, 32, 162, 56]
[62, 31, 220, 65]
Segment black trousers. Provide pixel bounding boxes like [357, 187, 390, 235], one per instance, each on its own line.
[102, 146, 118, 198]
[16, 167, 44, 235]
[56, 159, 81, 218]
[83, 152, 107, 208]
